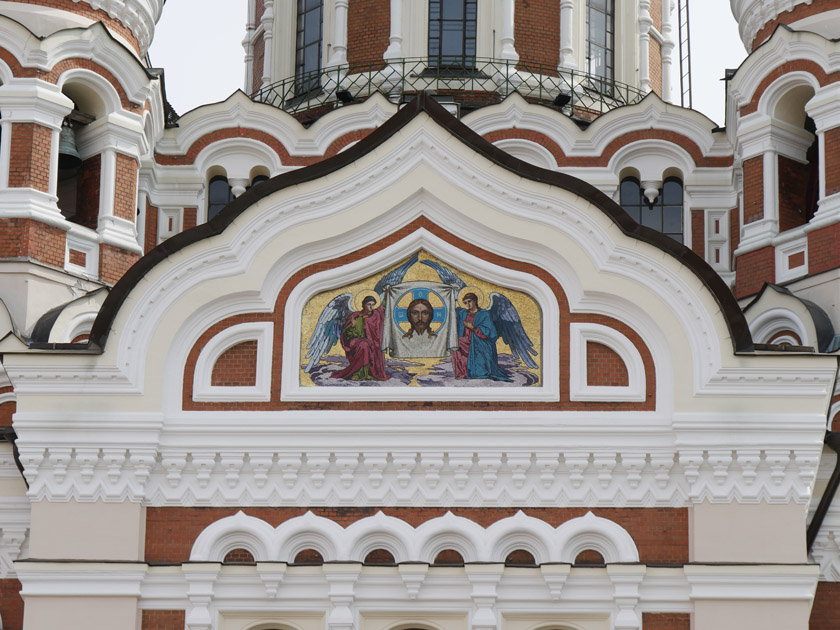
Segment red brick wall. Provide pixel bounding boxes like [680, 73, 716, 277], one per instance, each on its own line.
[254, 0, 265, 23]
[141, 610, 185, 630]
[0, 387, 14, 428]
[743, 156, 764, 224]
[810, 581, 840, 630]
[251, 33, 265, 94]
[145, 506, 688, 564]
[649, 40, 662, 97]
[0, 218, 66, 267]
[515, 0, 560, 70]
[68, 248, 86, 266]
[347, 0, 389, 71]
[183, 207, 197, 231]
[0, 579, 23, 630]
[114, 153, 138, 222]
[690, 210, 704, 257]
[729, 206, 740, 269]
[825, 126, 840, 196]
[75, 154, 101, 230]
[642, 613, 690, 630]
[224, 548, 256, 563]
[8, 123, 52, 192]
[586, 342, 629, 386]
[99, 243, 139, 285]
[211, 340, 258, 387]
[778, 155, 810, 233]
[144, 200, 158, 254]
[734, 245, 774, 298]
[751, 0, 840, 50]
[808, 222, 840, 275]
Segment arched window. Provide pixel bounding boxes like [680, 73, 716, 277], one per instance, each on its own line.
[296, 0, 323, 95]
[250, 174, 269, 190]
[620, 176, 684, 244]
[586, 0, 614, 93]
[207, 176, 233, 221]
[428, 0, 477, 69]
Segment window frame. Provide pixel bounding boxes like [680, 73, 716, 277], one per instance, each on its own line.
[619, 176, 685, 244]
[295, 0, 324, 96]
[428, 0, 478, 70]
[585, 0, 615, 94]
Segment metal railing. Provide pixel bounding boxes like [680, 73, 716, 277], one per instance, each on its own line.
[253, 57, 645, 119]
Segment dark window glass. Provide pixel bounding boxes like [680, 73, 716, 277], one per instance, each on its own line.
[586, 0, 614, 93]
[208, 176, 233, 221]
[619, 176, 684, 243]
[295, 0, 322, 95]
[250, 175, 269, 189]
[429, 0, 477, 68]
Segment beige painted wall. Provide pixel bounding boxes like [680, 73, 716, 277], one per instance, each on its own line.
[690, 501, 807, 563]
[29, 499, 145, 561]
[694, 600, 812, 630]
[23, 596, 139, 630]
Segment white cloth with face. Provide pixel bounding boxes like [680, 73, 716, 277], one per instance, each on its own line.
[382, 281, 459, 358]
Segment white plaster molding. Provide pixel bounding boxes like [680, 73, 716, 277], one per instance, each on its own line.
[193, 322, 273, 403]
[0, 497, 30, 579]
[189, 510, 638, 565]
[749, 307, 809, 347]
[568, 323, 646, 402]
[16, 562, 147, 597]
[492, 138, 557, 169]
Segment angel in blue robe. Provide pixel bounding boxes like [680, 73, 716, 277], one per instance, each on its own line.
[452, 292, 513, 381]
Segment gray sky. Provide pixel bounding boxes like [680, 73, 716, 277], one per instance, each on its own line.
[148, 0, 747, 126]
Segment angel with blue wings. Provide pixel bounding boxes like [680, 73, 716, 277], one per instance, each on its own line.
[303, 253, 539, 385]
[421, 260, 538, 382]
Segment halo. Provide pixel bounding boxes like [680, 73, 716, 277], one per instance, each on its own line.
[458, 286, 485, 308]
[353, 289, 380, 312]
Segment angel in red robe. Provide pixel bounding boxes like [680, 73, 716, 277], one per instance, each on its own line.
[332, 295, 389, 381]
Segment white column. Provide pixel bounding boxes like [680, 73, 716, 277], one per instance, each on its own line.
[763, 150, 778, 230]
[558, 0, 576, 69]
[660, 0, 675, 102]
[383, 0, 403, 61]
[327, 0, 349, 67]
[499, 0, 518, 62]
[48, 128, 60, 196]
[0, 119, 11, 188]
[97, 148, 117, 225]
[261, 0, 275, 87]
[639, 0, 652, 94]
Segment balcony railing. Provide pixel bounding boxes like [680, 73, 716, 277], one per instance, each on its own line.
[253, 57, 645, 120]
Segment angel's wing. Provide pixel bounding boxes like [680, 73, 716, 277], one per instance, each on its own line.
[303, 293, 353, 372]
[488, 292, 538, 368]
[419, 260, 466, 290]
[374, 252, 420, 295]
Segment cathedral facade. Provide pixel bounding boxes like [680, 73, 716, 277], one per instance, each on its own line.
[0, 1, 839, 629]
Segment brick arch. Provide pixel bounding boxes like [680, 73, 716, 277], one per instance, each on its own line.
[740, 60, 839, 117]
[751, 0, 840, 51]
[181, 217, 656, 412]
[484, 128, 732, 169]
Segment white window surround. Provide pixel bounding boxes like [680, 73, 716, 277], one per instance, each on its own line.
[748, 307, 809, 347]
[193, 322, 273, 402]
[774, 232, 808, 283]
[569, 322, 646, 402]
[189, 510, 640, 564]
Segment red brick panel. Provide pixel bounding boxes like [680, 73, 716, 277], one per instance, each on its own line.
[99, 243, 139, 285]
[778, 155, 810, 232]
[0, 386, 15, 428]
[251, 33, 265, 94]
[0, 579, 23, 630]
[768, 329, 802, 345]
[183, 207, 197, 231]
[8, 123, 52, 192]
[788, 251, 805, 269]
[224, 548, 256, 563]
[690, 210, 704, 257]
[68, 249, 87, 266]
[810, 581, 840, 630]
[114, 153, 138, 222]
[649, 39, 662, 97]
[733, 245, 774, 299]
[145, 200, 158, 254]
[825, 127, 840, 197]
[729, 206, 740, 269]
[0, 218, 66, 267]
[515, 0, 560, 70]
[141, 610, 186, 630]
[831, 395, 840, 432]
[145, 506, 688, 564]
[808, 222, 840, 275]
[751, 0, 840, 50]
[642, 613, 690, 630]
[347, 0, 389, 72]
[76, 154, 102, 230]
[211, 340, 258, 387]
[254, 0, 266, 23]
[743, 156, 764, 224]
[586, 342, 629, 387]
